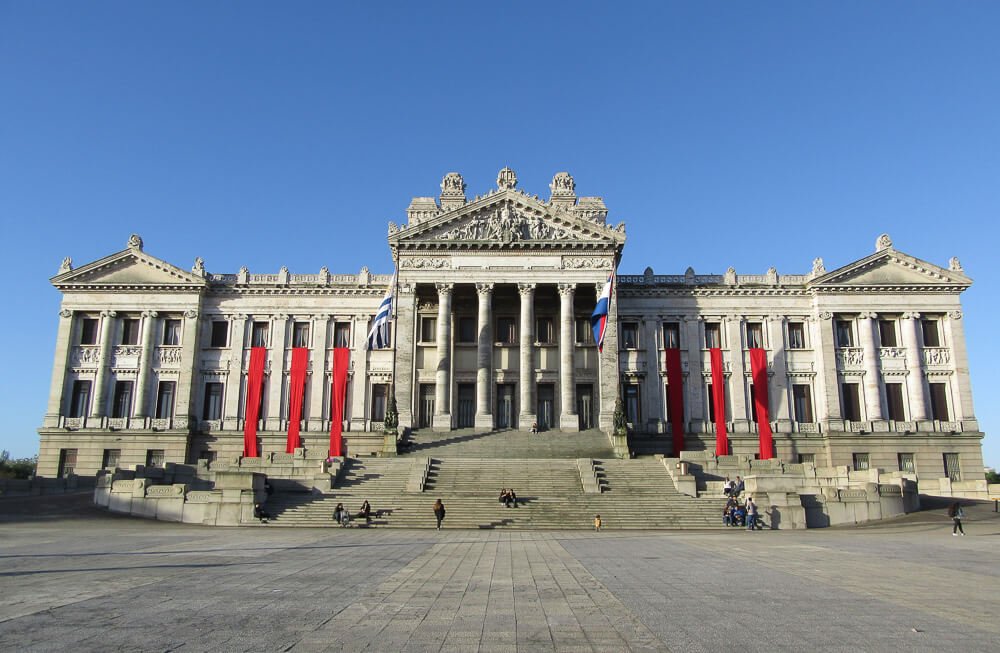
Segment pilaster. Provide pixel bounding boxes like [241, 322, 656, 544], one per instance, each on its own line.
[684, 317, 704, 429]
[308, 315, 331, 431]
[43, 309, 75, 427]
[223, 314, 248, 430]
[812, 312, 841, 426]
[902, 312, 928, 421]
[174, 308, 201, 429]
[393, 283, 417, 431]
[90, 310, 116, 419]
[133, 310, 158, 420]
[858, 312, 884, 421]
[265, 315, 290, 431]
[726, 317, 748, 430]
[350, 315, 369, 431]
[766, 315, 791, 429]
[944, 310, 976, 427]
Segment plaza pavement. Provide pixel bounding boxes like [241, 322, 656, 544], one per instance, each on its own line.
[0, 494, 997, 652]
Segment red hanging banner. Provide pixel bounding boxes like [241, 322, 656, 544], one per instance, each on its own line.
[285, 347, 309, 454]
[243, 347, 267, 458]
[710, 348, 728, 456]
[664, 348, 686, 454]
[749, 348, 775, 460]
[328, 347, 350, 457]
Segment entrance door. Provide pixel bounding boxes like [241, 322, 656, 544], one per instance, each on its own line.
[496, 384, 515, 429]
[418, 384, 435, 428]
[457, 384, 475, 428]
[577, 384, 594, 430]
[537, 384, 554, 431]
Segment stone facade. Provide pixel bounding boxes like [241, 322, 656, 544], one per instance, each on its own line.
[38, 169, 985, 487]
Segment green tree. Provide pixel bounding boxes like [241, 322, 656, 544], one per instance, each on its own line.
[986, 469, 1000, 484]
[0, 452, 37, 480]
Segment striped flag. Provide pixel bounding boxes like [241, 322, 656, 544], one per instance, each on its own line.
[590, 269, 615, 353]
[366, 271, 396, 350]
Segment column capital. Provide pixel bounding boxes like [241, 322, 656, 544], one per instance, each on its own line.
[858, 311, 878, 320]
[518, 282, 536, 296]
[185, 309, 199, 319]
[100, 310, 117, 318]
[435, 282, 454, 297]
[475, 282, 495, 295]
[902, 311, 921, 320]
[59, 308, 73, 319]
[142, 310, 159, 319]
[817, 311, 833, 321]
[557, 283, 576, 296]
[948, 310, 963, 320]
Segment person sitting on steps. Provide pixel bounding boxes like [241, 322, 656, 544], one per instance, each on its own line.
[529, 422, 538, 434]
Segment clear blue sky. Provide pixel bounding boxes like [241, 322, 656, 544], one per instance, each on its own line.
[2, 2, 998, 467]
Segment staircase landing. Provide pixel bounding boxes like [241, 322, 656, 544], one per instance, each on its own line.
[399, 428, 614, 459]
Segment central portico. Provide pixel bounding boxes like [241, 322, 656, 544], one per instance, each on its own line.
[389, 168, 626, 434]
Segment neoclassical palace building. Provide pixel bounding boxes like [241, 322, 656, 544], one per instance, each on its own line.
[38, 168, 985, 484]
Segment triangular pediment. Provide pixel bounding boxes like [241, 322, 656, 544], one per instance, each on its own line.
[388, 189, 625, 249]
[52, 247, 208, 290]
[811, 249, 971, 289]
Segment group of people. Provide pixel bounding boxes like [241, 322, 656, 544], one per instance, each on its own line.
[332, 500, 373, 527]
[723, 495, 760, 530]
[722, 476, 744, 499]
[498, 488, 518, 508]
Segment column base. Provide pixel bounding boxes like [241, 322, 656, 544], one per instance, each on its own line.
[474, 413, 494, 432]
[432, 414, 452, 431]
[519, 413, 537, 431]
[559, 414, 580, 432]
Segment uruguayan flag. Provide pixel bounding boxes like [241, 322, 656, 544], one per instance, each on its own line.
[367, 272, 396, 350]
[590, 269, 615, 353]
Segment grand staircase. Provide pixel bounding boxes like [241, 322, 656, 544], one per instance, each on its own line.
[263, 429, 726, 529]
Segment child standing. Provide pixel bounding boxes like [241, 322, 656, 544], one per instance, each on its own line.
[594, 514, 602, 531]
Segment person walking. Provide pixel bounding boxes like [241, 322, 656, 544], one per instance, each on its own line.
[746, 497, 758, 531]
[433, 498, 446, 530]
[948, 502, 965, 536]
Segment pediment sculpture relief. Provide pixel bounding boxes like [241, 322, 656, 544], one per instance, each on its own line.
[435, 203, 580, 243]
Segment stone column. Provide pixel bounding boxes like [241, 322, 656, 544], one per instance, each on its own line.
[393, 283, 417, 431]
[132, 311, 158, 422]
[811, 312, 841, 427]
[307, 315, 331, 431]
[726, 317, 748, 431]
[265, 315, 290, 431]
[902, 312, 928, 421]
[43, 309, 76, 427]
[518, 283, 537, 429]
[223, 314, 248, 430]
[766, 315, 791, 428]
[90, 310, 116, 419]
[858, 312, 884, 421]
[350, 314, 369, 431]
[558, 283, 578, 431]
[684, 317, 704, 430]
[174, 309, 201, 429]
[596, 278, 620, 434]
[475, 283, 494, 431]
[432, 283, 453, 430]
[944, 310, 976, 426]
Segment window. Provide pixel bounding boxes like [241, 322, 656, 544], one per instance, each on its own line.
[704, 323, 721, 349]
[536, 317, 554, 344]
[929, 383, 950, 421]
[334, 322, 351, 348]
[706, 383, 717, 422]
[419, 317, 437, 343]
[162, 319, 181, 346]
[370, 384, 388, 422]
[496, 317, 516, 345]
[798, 453, 815, 465]
[251, 322, 269, 347]
[623, 384, 640, 425]
[835, 320, 854, 348]
[792, 384, 813, 423]
[943, 453, 961, 481]
[787, 322, 805, 349]
[898, 453, 915, 473]
[878, 319, 897, 347]
[293, 322, 310, 348]
[120, 318, 140, 345]
[210, 320, 229, 347]
[663, 322, 680, 349]
[852, 453, 870, 471]
[155, 381, 176, 419]
[69, 380, 92, 418]
[146, 449, 165, 468]
[921, 319, 941, 347]
[111, 380, 133, 419]
[57, 449, 78, 478]
[203, 382, 224, 420]
[841, 383, 861, 421]
[885, 383, 905, 421]
[80, 318, 99, 345]
[457, 317, 476, 344]
[620, 322, 638, 349]
[576, 318, 594, 345]
[102, 449, 121, 469]
[746, 322, 763, 348]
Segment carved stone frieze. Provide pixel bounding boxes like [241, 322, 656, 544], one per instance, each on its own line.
[923, 348, 951, 366]
[400, 257, 450, 269]
[435, 202, 576, 243]
[562, 257, 612, 270]
[72, 346, 101, 366]
[157, 347, 183, 365]
[836, 347, 864, 368]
